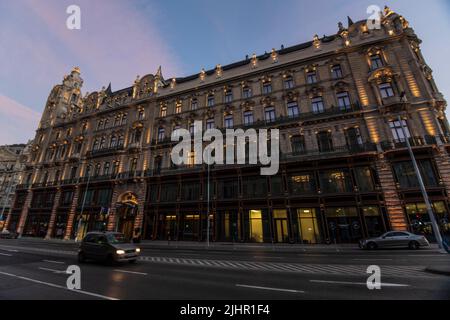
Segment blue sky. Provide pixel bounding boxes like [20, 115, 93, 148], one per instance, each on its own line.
[0, 0, 449, 144]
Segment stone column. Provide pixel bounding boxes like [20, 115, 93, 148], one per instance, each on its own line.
[133, 181, 147, 233]
[17, 189, 33, 236]
[45, 188, 62, 240]
[375, 156, 408, 231]
[3, 211, 12, 232]
[107, 183, 120, 232]
[64, 186, 80, 240]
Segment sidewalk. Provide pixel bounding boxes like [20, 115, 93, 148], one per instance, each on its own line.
[11, 237, 443, 253]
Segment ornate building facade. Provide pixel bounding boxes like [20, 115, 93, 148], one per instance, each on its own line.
[0, 143, 31, 229]
[5, 8, 450, 243]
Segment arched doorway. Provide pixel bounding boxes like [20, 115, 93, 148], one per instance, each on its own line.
[116, 192, 138, 241]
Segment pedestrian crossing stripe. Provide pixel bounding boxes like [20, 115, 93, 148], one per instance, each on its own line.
[138, 256, 432, 278]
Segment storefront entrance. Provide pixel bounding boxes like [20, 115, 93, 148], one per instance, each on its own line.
[273, 210, 289, 243]
[181, 213, 200, 241]
[325, 207, 363, 243]
[297, 208, 321, 244]
[116, 192, 139, 241]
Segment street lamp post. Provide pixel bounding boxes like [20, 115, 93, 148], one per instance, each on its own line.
[397, 115, 444, 249]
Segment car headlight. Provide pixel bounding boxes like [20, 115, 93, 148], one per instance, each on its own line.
[135, 248, 141, 253]
[116, 250, 125, 255]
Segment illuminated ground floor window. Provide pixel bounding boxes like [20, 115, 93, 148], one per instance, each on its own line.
[405, 201, 450, 239]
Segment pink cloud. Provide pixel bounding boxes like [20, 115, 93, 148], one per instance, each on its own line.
[0, 94, 40, 145]
[22, 0, 183, 91]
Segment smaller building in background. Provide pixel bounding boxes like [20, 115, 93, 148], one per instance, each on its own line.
[0, 142, 32, 229]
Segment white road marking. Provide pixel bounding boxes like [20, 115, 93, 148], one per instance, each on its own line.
[113, 269, 147, 276]
[5, 249, 19, 253]
[0, 253, 12, 257]
[42, 260, 65, 265]
[236, 284, 305, 293]
[0, 271, 118, 300]
[310, 280, 410, 287]
[38, 267, 66, 274]
[353, 259, 393, 261]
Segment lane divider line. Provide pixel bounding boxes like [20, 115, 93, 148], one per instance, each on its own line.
[236, 284, 305, 293]
[113, 269, 148, 276]
[42, 260, 66, 265]
[0, 253, 12, 257]
[0, 270, 119, 300]
[310, 280, 410, 287]
[38, 267, 67, 274]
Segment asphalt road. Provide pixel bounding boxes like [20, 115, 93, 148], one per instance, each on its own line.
[0, 239, 449, 300]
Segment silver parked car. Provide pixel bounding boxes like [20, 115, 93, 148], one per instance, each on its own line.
[359, 231, 430, 250]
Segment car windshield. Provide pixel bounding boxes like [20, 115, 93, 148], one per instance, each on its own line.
[106, 233, 127, 244]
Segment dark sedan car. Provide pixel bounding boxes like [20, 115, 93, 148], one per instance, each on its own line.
[359, 231, 430, 250]
[78, 232, 141, 264]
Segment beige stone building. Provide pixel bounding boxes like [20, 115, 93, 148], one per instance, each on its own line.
[0, 143, 31, 229]
[6, 7, 450, 243]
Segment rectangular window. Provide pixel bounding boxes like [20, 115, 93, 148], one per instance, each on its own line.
[207, 95, 215, 107]
[379, 82, 395, 98]
[370, 54, 384, 70]
[243, 111, 254, 126]
[389, 120, 411, 142]
[289, 174, 316, 194]
[354, 167, 375, 192]
[191, 99, 198, 110]
[337, 92, 351, 110]
[157, 128, 165, 142]
[160, 107, 167, 117]
[331, 65, 343, 79]
[393, 160, 437, 188]
[206, 119, 215, 130]
[291, 136, 305, 154]
[224, 115, 234, 129]
[175, 103, 182, 114]
[312, 97, 324, 113]
[217, 179, 239, 199]
[264, 107, 276, 123]
[319, 170, 353, 193]
[225, 91, 233, 103]
[287, 102, 300, 118]
[243, 87, 252, 99]
[346, 127, 363, 147]
[242, 177, 267, 197]
[317, 131, 333, 152]
[307, 72, 317, 84]
[262, 82, 272, 95]
[284, 77, 295, 89]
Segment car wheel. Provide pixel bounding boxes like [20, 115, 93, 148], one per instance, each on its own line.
[367, 242, 378, 250]
[409, 241, 420, 250]
[78, 252, 86, 263]
[128, 259, 137, 264]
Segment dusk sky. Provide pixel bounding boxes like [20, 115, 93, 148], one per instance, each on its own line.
[0, 0, 449, 145]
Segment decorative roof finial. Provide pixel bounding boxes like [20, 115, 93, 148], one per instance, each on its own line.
[72, 66, 81, 74]
[313, 34, 321, 49]
[384, 5, 394, 17]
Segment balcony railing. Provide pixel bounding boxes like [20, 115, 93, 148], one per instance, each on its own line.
[86, 145, 124, 157]
[381, 136, 437, 151]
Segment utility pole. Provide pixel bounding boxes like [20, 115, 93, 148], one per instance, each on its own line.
[398, 115, 443, 249]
